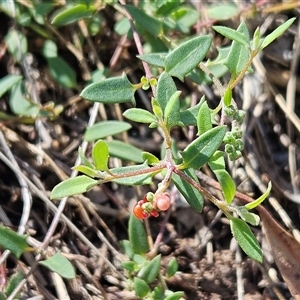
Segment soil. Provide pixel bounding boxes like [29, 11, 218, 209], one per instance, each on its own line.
[0, 2, 300, 300]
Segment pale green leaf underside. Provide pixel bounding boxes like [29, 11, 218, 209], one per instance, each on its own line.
[50, 175, 98, 199]
[0, 74, 22, 98]
[110, 162, 154, 185]
[260, 18, 296, 50]
[106, 140, 143, 163]
[84, 121, 132, 141]
[123, 108, 156, 123]
[39, 252, 75, 279]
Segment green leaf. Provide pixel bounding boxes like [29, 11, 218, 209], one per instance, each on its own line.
[137, 53, 167, 68]
[134, 277, 150, 298]
[0, 74, 22, 97]
[50, 175, 98, 199]
[164, 291, 185, 300]
[208, 3, 238, 20]
[237, 208, 260, 226]
[125, 5, 162, 37]
[5, 270, 24, 297]
[157, 1, 180, 16]
[208, 152, 236, 204]
[213, 24, 250, 47]
[223, 22, 251, 78]
[223, 87, 232, 106]
[230, 217, 262, 262]
[29, 3, 54, 25]
[111, 162, 154, 186]
[78, 147, 95, 169]
[141, 152, 160, 165]
[181, 126, 226, 169]
[170, 6, 199, 34]
[164, 91, 182, 129]
[156, 72, 177, 114]
[80, 73, 136, 105]
[84, 121, 132, 142]
[9, 81, 39, 117]
[120, 240, 133, 258]
[39, 252, 75, 279]
[165, 35, 212, 81]
[114, 17, 130, 36]
[106, 140, 143, 163]
[167, 257, 178, 278]
[180, 97, 205, 126]
[197, 101, 212, 135]
[123, 108, 156, 124]
[43, 39, 57, 58]
[260, 18, 296, 50]
[46, 56, 77, 88]
[156, 1, 179, 16]
[72, 165, 98, 177]
[5, 29, 27, 62]
[172, 169, 204, 212]
[245, 182, 272, 210]
[121, 261, 136, 272]
[51, 4, 96, 27]
[129, 214, 149, 255]
[138, 254, 161, 283]
[92, 140, 109, 171]
[215, 169, 236, 204]
[0, 226, 29, 258]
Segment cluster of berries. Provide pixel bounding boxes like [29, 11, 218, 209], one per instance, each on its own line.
[133, 192, 171, 219]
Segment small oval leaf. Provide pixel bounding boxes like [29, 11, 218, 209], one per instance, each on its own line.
[230, 217, 262, 262]
[138, 254, 161, 283]
[92, 140, 109, 171]
[0, 74, 22, 98]
[182, 126, 226, 170]
[39, 252, 75, 279]
[51, 4, 96, 27]
[0, 226, 29, 258]
[111, 162, 154, 186]
[47, 56, 77, 88]
[72, 165, 98, 177]
[129, 215, 149, 255]
[84, 121, 132, 142]
[133, 277, 150, 298]
[51, 175, 98, 199]
[197, 101, 212, 135]
[106, 140, 143, 163]
[81, 73, 136, 105]
[137, 53, 167, 68]
[167, 257, 178, 278]
[123, 108, 156, 124]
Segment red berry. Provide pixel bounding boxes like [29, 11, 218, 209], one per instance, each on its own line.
[133, 204, 149, 219]
[153, 193, 170, 211]
[151, 209, 159, 217]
